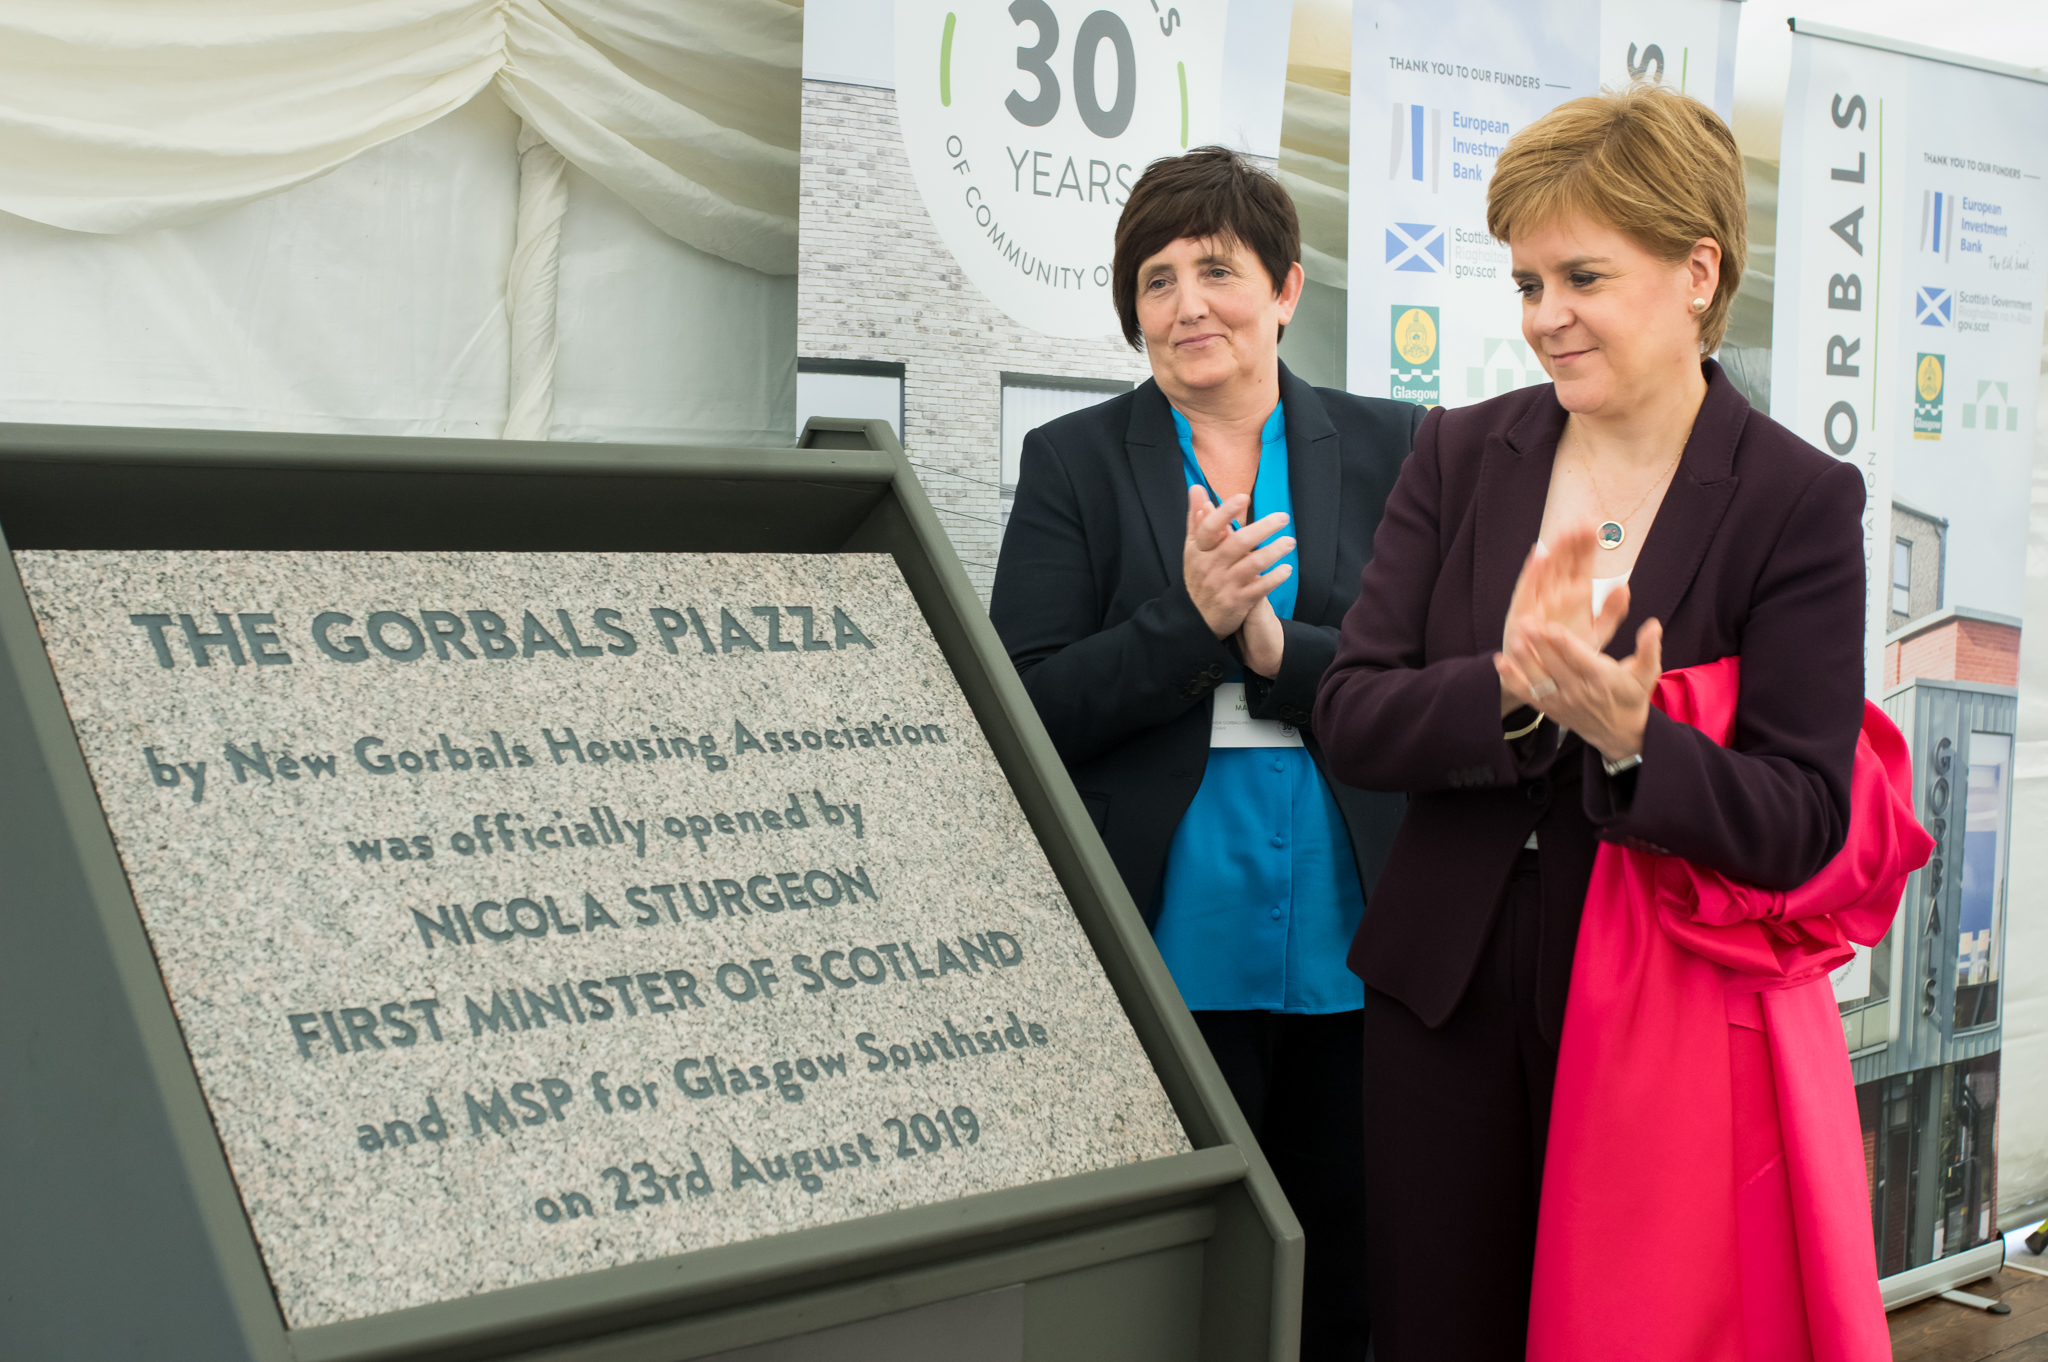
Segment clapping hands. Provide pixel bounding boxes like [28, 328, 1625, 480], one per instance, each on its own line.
[1494, 525, 1661, 764]
[1183, 485, 1290, 678]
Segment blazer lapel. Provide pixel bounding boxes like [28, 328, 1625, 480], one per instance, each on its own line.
[1473, 394, 1567, 655]
[1611, 363, 1746, 653]
[1279, 363, 1341, 624]
[1123, 379, 1190, 588]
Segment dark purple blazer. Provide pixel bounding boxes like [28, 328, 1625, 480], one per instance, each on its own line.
[1312, 361, 1867, 1037]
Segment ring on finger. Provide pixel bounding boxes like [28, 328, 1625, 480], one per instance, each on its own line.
[1529, 677, 1558, 701]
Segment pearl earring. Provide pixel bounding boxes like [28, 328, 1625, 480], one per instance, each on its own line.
[1690, 297, 1708, 314]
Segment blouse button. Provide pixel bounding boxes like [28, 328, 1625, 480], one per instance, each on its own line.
[1269, 907, 1284, 920]
[1269, 835, 1285, 849]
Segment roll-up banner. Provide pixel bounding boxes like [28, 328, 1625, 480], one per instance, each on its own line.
[796, 0, 1291, 596]
[1773, 22, 2046, 696]
[1346, 0, 1740, 405]
[893, 0, 1230, 339]
[1775, 20, 2048, 1290]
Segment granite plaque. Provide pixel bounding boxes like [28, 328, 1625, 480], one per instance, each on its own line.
[15, 550, 1189, 1330]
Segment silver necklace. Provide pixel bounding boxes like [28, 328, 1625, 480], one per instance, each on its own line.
[1575, 428, 1688, 550]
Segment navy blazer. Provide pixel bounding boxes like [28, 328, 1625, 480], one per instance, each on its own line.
[1313, 361, 1866, 1037]
[991, 363, 1425, 925]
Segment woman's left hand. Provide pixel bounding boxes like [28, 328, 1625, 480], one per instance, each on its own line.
[1239, 598, 1285, 678]
[1498, 609, 1664, 763]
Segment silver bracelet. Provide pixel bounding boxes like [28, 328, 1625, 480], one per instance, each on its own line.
[1602, 752, 1644, 778]
[1503, 711, 1544, 741]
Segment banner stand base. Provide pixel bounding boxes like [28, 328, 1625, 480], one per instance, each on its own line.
[1881, 1242, 2007, 1312]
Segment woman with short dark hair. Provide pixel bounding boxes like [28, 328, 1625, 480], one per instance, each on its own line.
[991, 146, 1420, 1360]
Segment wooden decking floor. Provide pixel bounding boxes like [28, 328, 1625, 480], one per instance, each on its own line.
[1892, 1269, 2048, 1360]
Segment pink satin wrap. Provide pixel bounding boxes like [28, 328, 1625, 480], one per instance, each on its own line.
[1528, 657, 1933, 1361]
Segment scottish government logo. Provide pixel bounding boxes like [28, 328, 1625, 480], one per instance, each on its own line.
[895, 0, 1223, 337]
[1386, 222, 1445, 272]
[1913, 353, 1945, 441]
[1916, 286, 1952, 328]
[1391, 306, 1441, 406]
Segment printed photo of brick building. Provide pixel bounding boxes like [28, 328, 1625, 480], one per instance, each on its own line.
[1850, 497, 2020, 1279]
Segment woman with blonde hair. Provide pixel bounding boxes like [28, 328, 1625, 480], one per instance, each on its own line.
[1315, 84, 1927, 1359]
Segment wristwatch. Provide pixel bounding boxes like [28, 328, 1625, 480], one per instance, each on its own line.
[1602, 752, 1643, 778]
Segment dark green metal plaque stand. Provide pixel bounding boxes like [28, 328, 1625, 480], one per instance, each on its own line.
[0, 418, 1302, 1362]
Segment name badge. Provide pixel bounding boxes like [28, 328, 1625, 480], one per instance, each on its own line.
[1210, 682, 1304, 748]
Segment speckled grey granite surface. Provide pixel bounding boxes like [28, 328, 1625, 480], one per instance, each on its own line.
[15, 550, 1189, 1330]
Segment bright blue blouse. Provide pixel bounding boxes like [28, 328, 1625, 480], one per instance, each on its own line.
[1150, 403, 1367, 1014]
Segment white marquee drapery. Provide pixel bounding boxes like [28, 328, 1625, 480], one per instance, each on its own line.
[0, 1, 801, 441]
[0, 0, 798, 273]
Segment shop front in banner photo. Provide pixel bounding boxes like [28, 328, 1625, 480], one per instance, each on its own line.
[1847, 582, 2020, 1273]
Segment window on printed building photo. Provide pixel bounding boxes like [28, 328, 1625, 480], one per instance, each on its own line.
[795, 358, 904, 444]
[999, 374, 1133, 526]
[1893, 539, 1913, 617]
[1955, 732, 2010, 1031]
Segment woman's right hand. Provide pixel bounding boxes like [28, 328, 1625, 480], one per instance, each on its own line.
[1495, 524, 1628, 715]
[1184, 485, 1295, 639]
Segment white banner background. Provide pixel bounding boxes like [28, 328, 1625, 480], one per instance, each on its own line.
[1774, 22, 2048, 1246]
[1598, 0, 1739, 120]
[1347, 0, 1739, 407]
[1772, 29, 2047, 694]
[894, 0, 1227, 338]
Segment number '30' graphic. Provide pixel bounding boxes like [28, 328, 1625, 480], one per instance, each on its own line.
[1004, 0, 1139, 138]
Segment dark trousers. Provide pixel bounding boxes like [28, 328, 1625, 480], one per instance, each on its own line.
[1193, 1008, 1368, 1362]
[1359, 852, 1558, 1362]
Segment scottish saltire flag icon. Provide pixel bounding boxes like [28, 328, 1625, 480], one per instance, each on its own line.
[1386, 222, 1445, 272]
[1917, 287, 1952, 327]
[1921, 191, 1953, 260]
[1389, 104, 1440, 191]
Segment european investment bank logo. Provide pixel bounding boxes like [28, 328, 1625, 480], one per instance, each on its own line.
[1386, 222, 1446, 272]
[1922, 191, 1954, 261]
[1390, 104, 1441, 191]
